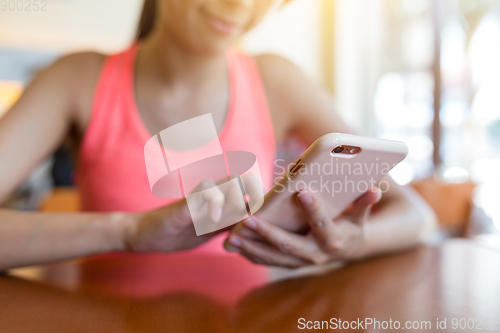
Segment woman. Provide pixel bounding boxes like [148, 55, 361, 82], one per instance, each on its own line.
[0, 0, 436, 271]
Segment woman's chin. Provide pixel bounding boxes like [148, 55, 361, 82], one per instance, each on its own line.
[191, 39, 236, 56]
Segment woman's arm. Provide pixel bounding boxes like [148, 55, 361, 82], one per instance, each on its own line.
[361, 178, 437, 257]
[0, 209, 126, 270]
[0, 54, 109, 271]
[0, 54, 222, 271]
[0, 55, 80, 201]
[223, 55, 437, 267]
[0, 198, 222, 271]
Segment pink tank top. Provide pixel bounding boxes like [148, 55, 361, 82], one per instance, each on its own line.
[76, 44, 276, 256]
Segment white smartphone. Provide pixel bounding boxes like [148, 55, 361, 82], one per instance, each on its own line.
[254, 133, 408, 233]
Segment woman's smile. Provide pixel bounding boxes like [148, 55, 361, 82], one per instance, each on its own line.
[202, 10, 241, 36]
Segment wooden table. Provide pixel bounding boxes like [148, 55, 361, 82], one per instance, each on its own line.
[1, 239, 500, 333]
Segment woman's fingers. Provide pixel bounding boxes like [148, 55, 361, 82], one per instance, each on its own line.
[225, 175, 246, 209]
[230, 222, 264, 240]
[296, 190, 345, 252]
[224, 188, 382, 267]
[238, 216, 330, 265]
[225, 233, 310, 268]
[222, 186, 382, 268]
[191, 179, 225, 223]
[344, 187, 382, 224]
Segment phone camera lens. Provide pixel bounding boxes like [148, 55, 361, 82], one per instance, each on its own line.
[333, 146, 344, 154]
[350, 148, 356, 153]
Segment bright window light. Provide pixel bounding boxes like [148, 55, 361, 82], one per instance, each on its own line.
[473, 184, 500, 232]
[440, 101, 467, 128]
[0, 80, 23, 118]
[441, 19, 467, 78]
[469, 13, 500, 87]
[470, 158, 500, 184]
[407, 134, 434, 161]
[389, 161, 415, 186]
[375, 73, 406, 130]
[443, 166, 469, 183]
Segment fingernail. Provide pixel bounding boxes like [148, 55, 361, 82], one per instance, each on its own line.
[211, 207, 222, 223]
[297, 190, 313, 206]
[228, 235, 242, 248]
[243, 217, 258, 230]
[372, 187, 382, 202]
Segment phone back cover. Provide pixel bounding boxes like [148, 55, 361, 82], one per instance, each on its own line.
[256, 133, 408, 232]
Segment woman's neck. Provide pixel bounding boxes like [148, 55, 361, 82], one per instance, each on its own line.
[138, 28, 228, 92]
[133, 26, 231, 134]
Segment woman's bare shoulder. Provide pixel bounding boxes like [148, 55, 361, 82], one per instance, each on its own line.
[45, 51, 106, 129]
[253, 53, 302, 92]
[253, 54, 317, 139]
[253, 53, 349, 143]
[253, 53, 324, 106]
[42, 51, 105, 88]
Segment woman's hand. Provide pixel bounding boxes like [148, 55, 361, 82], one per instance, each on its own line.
[223, 187, 382, 268]
[124, 179, 230, 253]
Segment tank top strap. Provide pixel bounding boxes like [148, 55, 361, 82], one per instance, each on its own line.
[223, 49, 276, 166]
[79, 45, 140, 165]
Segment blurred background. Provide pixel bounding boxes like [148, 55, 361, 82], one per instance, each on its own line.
[1, 0, 499, 238]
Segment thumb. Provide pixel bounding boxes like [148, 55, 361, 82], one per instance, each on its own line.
[191, 179, 225, 223]
[202, 187, 225, 223]
[344, 187, 382, 224]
